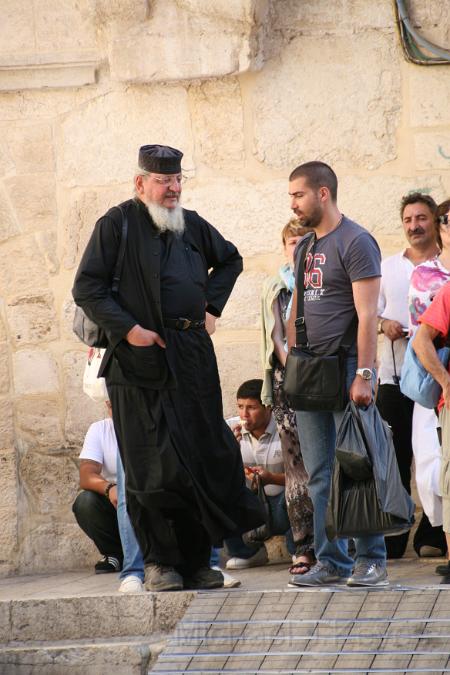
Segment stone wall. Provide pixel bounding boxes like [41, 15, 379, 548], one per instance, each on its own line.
[0, 0, 449, 575]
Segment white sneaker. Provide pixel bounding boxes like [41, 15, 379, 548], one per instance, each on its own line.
[118, 575, 145, 593]
[226, 546, 268, 570]
[211, 566, 241, 588]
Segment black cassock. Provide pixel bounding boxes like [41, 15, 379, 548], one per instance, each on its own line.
[73, 198, 264, 571]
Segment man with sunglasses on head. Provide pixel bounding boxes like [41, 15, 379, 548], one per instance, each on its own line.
[377, 193, 439, 559]
[73, 144, 263, 592]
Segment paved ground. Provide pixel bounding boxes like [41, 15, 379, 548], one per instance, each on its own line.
[1, 552, 450, 673]
[0, 554, 448, 602]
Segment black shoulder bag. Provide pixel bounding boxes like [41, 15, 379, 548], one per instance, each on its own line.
[283, 233, 356, 411]
[72, 205, 128, 348]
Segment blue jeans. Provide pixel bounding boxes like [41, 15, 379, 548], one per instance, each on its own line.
[116, 453, 145, 581]
[295, 356, 386, 575]
[224, 490, 295, 558]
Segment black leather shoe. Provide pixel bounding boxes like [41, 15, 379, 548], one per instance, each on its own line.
[183, 567, 224, 590]
[385, 530, 409, 559]
[413, 512, 447, 557]
[435, 561, 450, 576]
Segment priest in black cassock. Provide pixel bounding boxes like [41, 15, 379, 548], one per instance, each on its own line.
[72, 144, 264, 591]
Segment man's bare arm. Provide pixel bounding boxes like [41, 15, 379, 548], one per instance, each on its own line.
[350, 276, 380, 406]
[79, 459, 118, 508]
[413, 323, 450, 408]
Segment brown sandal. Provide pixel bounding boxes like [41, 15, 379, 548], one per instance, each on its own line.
[289, 560, 314, 575]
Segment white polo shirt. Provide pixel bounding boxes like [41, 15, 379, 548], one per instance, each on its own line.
[377, 250, 413, 385]
[228, 415, 284, 497]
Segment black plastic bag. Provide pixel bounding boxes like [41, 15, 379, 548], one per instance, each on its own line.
[326, 402, 415, 541]
[335, 401, 373, 480]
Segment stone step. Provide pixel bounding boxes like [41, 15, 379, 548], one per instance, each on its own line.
[0, 591, 194, 643]
[152, 586, 450, 673]
[0, 635, 166, 674]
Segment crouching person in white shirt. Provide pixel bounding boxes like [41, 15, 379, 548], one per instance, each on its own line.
[225, 379, 295, 570]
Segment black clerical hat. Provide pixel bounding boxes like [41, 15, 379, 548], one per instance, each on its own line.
[138, 144, 183, 174]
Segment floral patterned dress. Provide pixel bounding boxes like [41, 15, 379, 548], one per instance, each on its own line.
[271, 288, 314, 556]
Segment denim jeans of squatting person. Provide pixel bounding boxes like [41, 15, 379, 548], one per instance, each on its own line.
[116, 453, 145, 582]
[224, 490, 295, 559]
[295, 356, 386, 576]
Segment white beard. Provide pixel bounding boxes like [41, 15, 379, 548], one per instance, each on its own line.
[145, 201, 185, 234]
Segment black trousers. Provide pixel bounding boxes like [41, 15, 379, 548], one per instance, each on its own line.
[376, 383, 414, 494]
[72, 490, 123, 559]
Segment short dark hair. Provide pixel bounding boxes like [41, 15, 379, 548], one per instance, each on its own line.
[236, 379, 263, 403]
[400, 192, 437, 220]
[436, 199, 450, 250]
[289, 161, 338, 201]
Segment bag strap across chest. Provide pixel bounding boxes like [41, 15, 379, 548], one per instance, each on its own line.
[293, 232, 357, 351]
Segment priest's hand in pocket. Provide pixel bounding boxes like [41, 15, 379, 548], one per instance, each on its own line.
[126, 324, 166, 348]
[349, 377, 372, 407]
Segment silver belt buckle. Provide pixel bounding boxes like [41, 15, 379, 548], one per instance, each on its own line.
[179, 317, 191, 330]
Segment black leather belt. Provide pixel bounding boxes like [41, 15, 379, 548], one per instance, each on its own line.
[163, 317, 206, 330]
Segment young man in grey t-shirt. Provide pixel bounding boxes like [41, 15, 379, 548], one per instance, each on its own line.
[286, 161, 387, 587]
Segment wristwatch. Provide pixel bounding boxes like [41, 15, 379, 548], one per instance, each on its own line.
[356, 368, 373, 380]
[104, 482, 116, 499]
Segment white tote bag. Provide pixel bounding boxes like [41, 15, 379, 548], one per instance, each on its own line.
[83, 347, 108, 402]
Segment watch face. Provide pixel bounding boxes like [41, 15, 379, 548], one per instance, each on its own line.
[362, 369, 372, 380]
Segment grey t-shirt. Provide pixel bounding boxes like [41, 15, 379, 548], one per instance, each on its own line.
[294, 216, 381, 355]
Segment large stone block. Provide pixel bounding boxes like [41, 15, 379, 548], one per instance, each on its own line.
[189, 78, 244, 167]
[176, 0, 263, 23]
[219, 270, 267, 329]
[0, 345, 10, 394]
[6, 292, 59, 347]
[0, 62, 98, 92]
[214, 339, 261, 417]
[0, 185, 20, 243]
[0, 0, 34, 56]
[12, 349, 59, 396]
[15, 398, 64, 448]
[0, 82, 106, 121]
[0, 397, 15, 449]
[266, 0, 393, 38]
[4, 174, 57, 234]
[338, 173, 446, 252]
[0, 512, 18, 564]
[56, 87, 193, 187]
[182, 178, 292, 259]
[414, 133, 450, 172]
[18, 522, 98, 575]
[251, 31, 401, 170]
[0, 122, 54, 174]
[63, 350, 108, 445]
[409, 68, 450, 128]
[19, 451, 79, 516]
[60, 186, 131, 270]
[0, 449, 18, 511]
[0, 234, 50, 299]
[108, 2, 259, 83]
[33, 0, 97, 54]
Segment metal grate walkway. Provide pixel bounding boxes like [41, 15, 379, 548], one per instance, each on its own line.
[151, 586, 450, 674]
